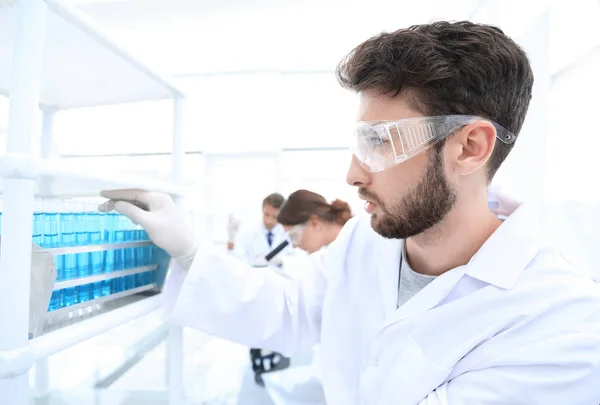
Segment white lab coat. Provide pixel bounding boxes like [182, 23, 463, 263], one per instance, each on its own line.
[163, 204, 600, 405]
[232, 221, 289, 264]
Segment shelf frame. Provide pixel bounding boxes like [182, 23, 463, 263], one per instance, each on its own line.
[53, 264, 158, 290]
[47, 283, 156, 317]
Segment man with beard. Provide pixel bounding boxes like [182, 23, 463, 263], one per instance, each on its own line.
[100, 21, 600, 405]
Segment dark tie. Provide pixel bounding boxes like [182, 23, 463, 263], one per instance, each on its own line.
[267, 231, 273, 247]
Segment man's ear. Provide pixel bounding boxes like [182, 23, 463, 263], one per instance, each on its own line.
[448, 121, 497, 176]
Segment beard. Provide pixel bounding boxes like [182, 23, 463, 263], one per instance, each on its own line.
[361, 149, 457, 239]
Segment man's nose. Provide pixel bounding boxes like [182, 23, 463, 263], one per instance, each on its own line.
[346, 155, 371, 187]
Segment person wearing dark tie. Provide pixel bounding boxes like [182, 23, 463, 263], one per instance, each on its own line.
[232, 193, 290, 265]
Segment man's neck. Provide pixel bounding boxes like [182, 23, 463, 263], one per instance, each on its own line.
[405, 201, 502, 276]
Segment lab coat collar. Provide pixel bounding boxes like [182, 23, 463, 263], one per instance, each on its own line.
[381, 202, 541, 328]
[465, 202, 542, 290]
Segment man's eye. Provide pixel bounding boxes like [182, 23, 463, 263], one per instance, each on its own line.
[368, 137, 387, 147]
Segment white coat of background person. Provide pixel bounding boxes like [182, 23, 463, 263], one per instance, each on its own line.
[256, 190, 354, 405]
[100, 21, 600, 405]
[232, 193, 290, 266]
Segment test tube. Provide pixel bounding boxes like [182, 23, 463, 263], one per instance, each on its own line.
[101, 280, 111, 297]
[77, 284, 91, 303]
[125, 274, 136, 290]
[92, 282, 103, 299]
[104, 213, 118, 272]
[48, 290, 63, 312]
[32, 199, 43, 246]
[124, 216, 136, 269]
[74, 201, 90, 278]
[60, 201, 76, 247]
[112, 276, 124, 294]
[63, 254, 77, 280]
[88, 202, 103, 276]
[54, 255, 64, 282]
[42, 199, 60, 248]
[63, 287, 78, 307]
[114, 214, 126, 270]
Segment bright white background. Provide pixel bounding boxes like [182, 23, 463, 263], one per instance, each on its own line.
[1, 0, 598, 274]
[1, 0, 599, 403]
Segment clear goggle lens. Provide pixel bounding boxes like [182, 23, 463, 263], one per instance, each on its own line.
[352, 115, 516, 172]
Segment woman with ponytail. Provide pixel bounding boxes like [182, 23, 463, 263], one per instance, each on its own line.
[278, 189, 353, 254]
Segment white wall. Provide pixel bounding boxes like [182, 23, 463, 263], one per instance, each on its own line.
[31, 0, 599, 274]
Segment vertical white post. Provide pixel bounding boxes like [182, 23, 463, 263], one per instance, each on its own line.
[33, 108, 54, 399]
[172, 96, 184, 185]
[40, 108, 55, 159]
[168, 96, 185, 405]
[0, 0, 47, 403]
[33, 359, 49, 399]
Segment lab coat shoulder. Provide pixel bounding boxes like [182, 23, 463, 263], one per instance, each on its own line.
[419, 247, 600, 405]
[316, 215, 364, 276]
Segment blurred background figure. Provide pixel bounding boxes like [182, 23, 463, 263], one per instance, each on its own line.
[232, 193, 290, 266]
[243, 190, 354, 405]
[278, 189, 353, 254]
[227, 212, 241, 251]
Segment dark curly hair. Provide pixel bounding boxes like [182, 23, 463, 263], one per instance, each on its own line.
[336, 21, 534, 180]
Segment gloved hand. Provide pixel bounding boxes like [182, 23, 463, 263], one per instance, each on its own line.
[250, 255, 268, 268]
[98, 189, 198, 270]
[269, 254, 284, 267]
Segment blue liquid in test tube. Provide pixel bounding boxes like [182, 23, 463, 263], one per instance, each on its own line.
[115, 215, 127, 270]
[101, 280, 111, 296]
[32, 212, 43, 246]
[48, 290, 63, 311]
[89, 211, 103, 275]
[64, 254, 77, 280]
[124, 219, 135, 269]
[42, 200, 60, 248]
[54, 255, 64, 282]
[143, 244, 153, 266]
[112, 276, 125, 293]
[144, 269, 153, 286]
[60, 210, 75, 247]
[93, 282, 103, 299]
[77, 284, 91, 303]
[125, 275, 136, 290]
[135, 271, 145, 287]
[64, 287, 78, 307]
[75, 210, 90, 278]
[104, 213, 118, 273]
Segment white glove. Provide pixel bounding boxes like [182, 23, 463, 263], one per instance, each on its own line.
[227, 213, 241, 244]
[98, 189, 198, 270]
[269, 254, 283, 267]
[250, 254, 268, 268]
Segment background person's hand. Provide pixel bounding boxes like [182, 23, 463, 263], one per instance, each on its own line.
[98, 189, 198, 270]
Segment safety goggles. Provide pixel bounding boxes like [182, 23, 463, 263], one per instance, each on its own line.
[352, 115, 516, 172]
[286, 223, 306, 245]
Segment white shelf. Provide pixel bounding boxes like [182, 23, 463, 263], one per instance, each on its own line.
[0, 0, 183, 109]
[0, 153, 187, 197]
[0, 294, 162, 379]
[0, 0, 187, 399]
[54, 265, 158, 290]
[47, 283, 156, 317]
[46, 241, 153, 255]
